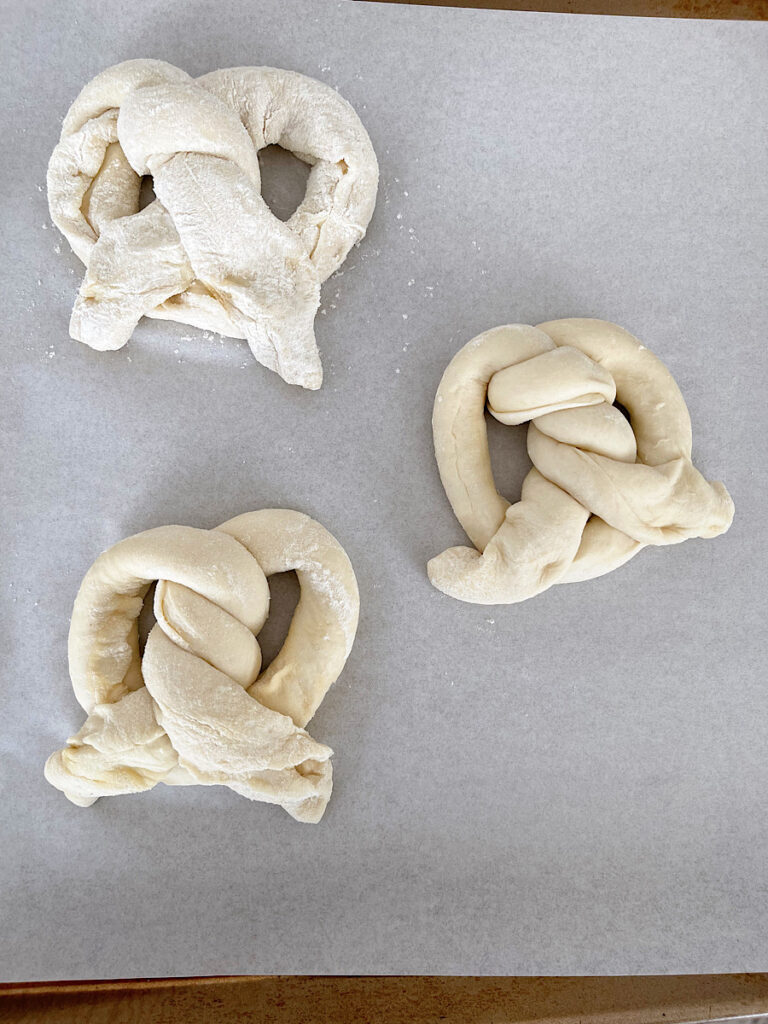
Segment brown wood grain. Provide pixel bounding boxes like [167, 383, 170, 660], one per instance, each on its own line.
[2, 974, 768, 1023]
[369, 0, 768, 19]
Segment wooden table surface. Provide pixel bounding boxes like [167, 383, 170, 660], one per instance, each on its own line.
[4, 0, 765, 1019]
[385, 0, 768, 18]
[1, 974, 768, 1022]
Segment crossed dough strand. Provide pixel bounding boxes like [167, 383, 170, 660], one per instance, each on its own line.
[44, 510, 359, 823]
[429, 319, 734, 605]
[47, 59, 379, 388]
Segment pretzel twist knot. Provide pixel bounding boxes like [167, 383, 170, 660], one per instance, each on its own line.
[44, 510, 360, 823]
[47, 59, 378, 388]
[429, 319, 734, 605]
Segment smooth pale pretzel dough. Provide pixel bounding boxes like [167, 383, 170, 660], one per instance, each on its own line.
[429, 318, 735, 605]
[44, 510, 359, 822]
[47, 59, 379, 388]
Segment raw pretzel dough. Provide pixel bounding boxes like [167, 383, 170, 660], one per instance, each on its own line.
[45, 510, 359, 822]
[47, 59, 379, 388]
[429, 319, 734, 604]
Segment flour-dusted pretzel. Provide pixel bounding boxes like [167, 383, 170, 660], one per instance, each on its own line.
[428, 319, 734, 605]
[47, 59, 379, 388]
[44, 510, 360, 822]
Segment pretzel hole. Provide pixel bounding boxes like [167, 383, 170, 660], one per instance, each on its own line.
[258, 145, 310, 221]
[256, 570, 300, 670]
[137, 174, 157, 212]
[614, 400, 632, 423]
[486, 410, 530, 503]
[137, 582, 157, 654]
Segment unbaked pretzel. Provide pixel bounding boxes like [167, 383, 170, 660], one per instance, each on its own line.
[429, 319, 734, 604]
[44, 510, 359, 822]
[47, 59, 378, 388]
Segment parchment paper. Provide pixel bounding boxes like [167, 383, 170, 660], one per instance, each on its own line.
[1, 0, 767, 980]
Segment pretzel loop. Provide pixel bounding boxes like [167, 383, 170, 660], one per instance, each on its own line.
[429, 319, 734, 605]
[45, 510, 360, 823]
[48, 59, 379, 388]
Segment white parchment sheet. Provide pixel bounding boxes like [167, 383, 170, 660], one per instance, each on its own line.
[1, 0, 766, 979]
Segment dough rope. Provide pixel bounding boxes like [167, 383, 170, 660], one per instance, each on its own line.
[428, 318, 734, 605]
[47, 59, 379, 389]
[45, 510, 360, 822]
